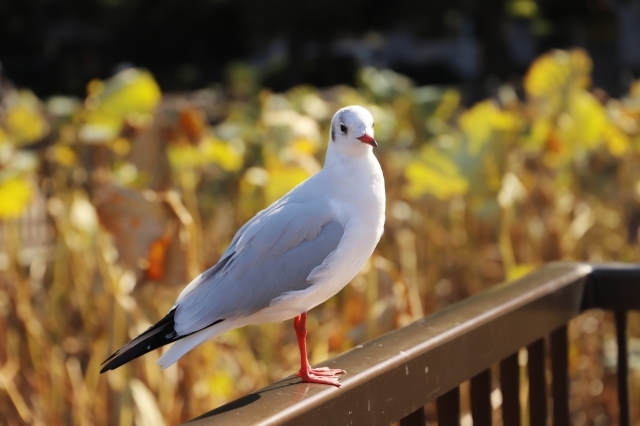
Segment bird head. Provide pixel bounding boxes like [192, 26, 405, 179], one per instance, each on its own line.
[329, 106, 377, 157]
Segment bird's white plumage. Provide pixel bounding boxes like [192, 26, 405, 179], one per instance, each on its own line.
[158, 105, 385, 369]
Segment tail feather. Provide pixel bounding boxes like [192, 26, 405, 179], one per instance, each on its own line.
[100, 309, 180, 373]
[157, 318, 232, 369]
[100, 309, 225, 373]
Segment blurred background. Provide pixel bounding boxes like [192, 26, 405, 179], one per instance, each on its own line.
[1, 0, 640, 425]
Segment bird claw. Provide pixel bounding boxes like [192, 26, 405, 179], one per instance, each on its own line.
[298, 371, 344, 387]
[296, 367, 345, 386]
[296, 367, 346, 377]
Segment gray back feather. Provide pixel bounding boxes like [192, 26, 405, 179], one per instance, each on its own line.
[173, 200, 344, 335]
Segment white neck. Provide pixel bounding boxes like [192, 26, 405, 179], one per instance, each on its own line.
[320, 141, 385, 208]
[324, 139, 373, 165]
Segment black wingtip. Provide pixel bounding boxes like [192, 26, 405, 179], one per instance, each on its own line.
[100, 311, 226, 373]
[100, 309, 179, 373]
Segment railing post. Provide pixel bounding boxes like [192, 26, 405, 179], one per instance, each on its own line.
[437, 387, 460, 426]
[550, 325, 569, 426]
[470, 369, 492, 426]
[399, 407, 425, 426]
[615, 310, 630, 426]
[527, 338, 547, 426]
[500, 352, 521, 426]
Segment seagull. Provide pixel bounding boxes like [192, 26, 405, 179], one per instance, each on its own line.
[100, 105, 386, 387]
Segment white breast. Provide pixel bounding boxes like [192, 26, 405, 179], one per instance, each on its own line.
[250, 152, 385, 324]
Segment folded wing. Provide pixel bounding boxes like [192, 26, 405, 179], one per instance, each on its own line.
[173, 200, 344, 335]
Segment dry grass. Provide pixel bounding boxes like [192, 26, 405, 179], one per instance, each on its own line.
[1, 49, 640, 425]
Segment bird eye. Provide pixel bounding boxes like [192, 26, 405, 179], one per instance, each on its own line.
[340, 124, 347, 134]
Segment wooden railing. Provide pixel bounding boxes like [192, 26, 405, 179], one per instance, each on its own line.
[184, 262, 640, 425]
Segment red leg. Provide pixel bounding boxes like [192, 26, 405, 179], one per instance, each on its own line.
[293, 312, 345, 387]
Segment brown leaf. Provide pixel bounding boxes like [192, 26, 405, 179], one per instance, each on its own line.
[93, 184, 188, 286]
[178, 107, 206, 143]
[146, 234, 172, 281]
[124, 125, 173, 191]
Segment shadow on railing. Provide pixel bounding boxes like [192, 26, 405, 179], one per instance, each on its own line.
[184, 262, 640, 426]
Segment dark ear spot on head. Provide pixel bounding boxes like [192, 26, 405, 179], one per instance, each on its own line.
[331, 127, 335, 142]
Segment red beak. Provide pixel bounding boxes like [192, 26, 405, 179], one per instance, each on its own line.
[357, 133, 378, 148]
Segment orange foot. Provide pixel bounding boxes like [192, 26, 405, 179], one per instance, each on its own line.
[297, 367, 345, 386]
[297, 366, 346, 377]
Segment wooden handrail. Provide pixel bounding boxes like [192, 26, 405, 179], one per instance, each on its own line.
[184, 262, 640, 425]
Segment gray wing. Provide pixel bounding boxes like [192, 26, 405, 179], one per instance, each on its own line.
[172, 200, 344, 335]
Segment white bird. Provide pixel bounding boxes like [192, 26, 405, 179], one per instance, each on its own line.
[101, 105, 386, 387]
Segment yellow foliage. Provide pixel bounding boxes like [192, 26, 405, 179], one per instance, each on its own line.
[201, 137, 244, 172]
[522, 50, 633, 159]
[547, 91, 630, 157]
[238, 167, 269, 218]
[459, 101, 520, 154]
[49, 144, 77, 167]
[558, 91, 607, 150]
[404, 146, 469, 200]
[81, 110, 127, 142]
[525, 118, 552, 151]
[506, 264, 537, 281]
[291, 138, 319, 156]
[459, 102, 494, 154]
[525, 49, 591, 102]
[0, 176, 32, 219]
[237, 163, 310, 215]
[168, 144, 201, 169]
[4, 91, 48, 145]
[98, 69, 161, 116]
[109, 137, 132, 156]
[86, 78, 105, 96]
[264, 166, 310, 204]
[169, 138, 244, 173]
[507, 0, 538, 18]
[81, 69, 161, 142]
[433, 88, 461, 121]
[204, 370, 235, 400]
[603, 124, 630, 156]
